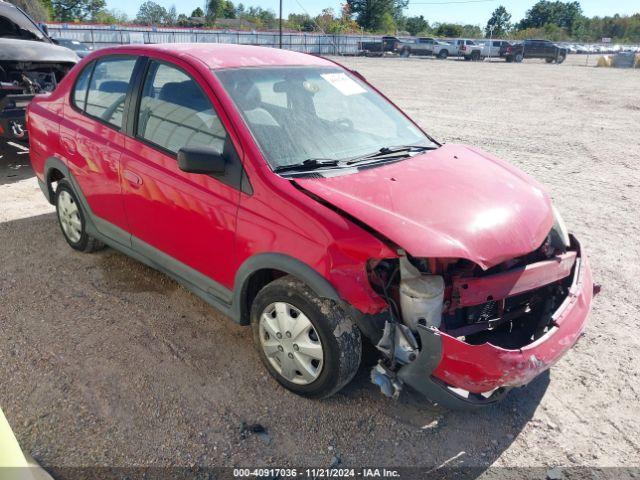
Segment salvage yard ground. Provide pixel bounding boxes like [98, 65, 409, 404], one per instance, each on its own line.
[1, 55, 639, 475]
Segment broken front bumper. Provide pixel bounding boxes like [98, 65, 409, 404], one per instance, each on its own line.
[399, 241, 593, 409]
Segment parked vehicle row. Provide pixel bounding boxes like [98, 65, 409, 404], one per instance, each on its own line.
[358, 36, 624, 64]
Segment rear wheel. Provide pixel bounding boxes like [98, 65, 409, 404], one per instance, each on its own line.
[400, 47, 410, 58]
[545, 57, 555, 63]
[251, 276, 361, 398]
[472, 51, 481, 61]
[556, 53, 566, 64]
[515, 53, 524, 63]
[55, 181, 104, 252]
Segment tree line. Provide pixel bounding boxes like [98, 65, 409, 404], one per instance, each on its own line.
[8, 0, 640, 43]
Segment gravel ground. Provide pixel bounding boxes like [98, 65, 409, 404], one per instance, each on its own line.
[1, 55, 639, 476]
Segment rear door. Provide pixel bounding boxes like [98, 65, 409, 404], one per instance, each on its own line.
[119, 58, 245, 293]
[61, 55, 139, 240]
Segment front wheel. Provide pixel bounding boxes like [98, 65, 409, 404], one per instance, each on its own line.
[400, 47, 410, 58]
[438, 50, 448, 59]
[556, 54, 566, 64]
[251, 276, 362, 398]
[515, 53, 524, 63]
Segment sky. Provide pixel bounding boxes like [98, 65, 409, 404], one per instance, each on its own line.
[107, 0, 639, 25]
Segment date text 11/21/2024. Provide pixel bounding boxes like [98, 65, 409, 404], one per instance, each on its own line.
[233, 468, 401, 478]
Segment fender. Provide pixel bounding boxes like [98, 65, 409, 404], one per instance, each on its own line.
[232, 253, 341, 325]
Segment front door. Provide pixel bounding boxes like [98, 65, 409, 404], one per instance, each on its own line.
[120, 59, 244, 295]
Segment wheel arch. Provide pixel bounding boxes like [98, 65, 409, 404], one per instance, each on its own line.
[41, 156, 71, 204]
[232, 253, 341, 325]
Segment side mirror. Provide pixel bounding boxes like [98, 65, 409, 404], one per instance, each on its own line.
[177, 146, 226, 175]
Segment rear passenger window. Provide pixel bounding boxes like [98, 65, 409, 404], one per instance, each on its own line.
[85, 56, 137, 129]
[136, 62, 226, 155]
[72, 62, 93, 111]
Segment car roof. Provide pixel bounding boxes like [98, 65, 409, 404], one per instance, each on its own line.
[97, 43, 336, 70]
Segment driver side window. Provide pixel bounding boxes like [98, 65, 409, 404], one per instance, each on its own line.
[84, 56, 137, 129]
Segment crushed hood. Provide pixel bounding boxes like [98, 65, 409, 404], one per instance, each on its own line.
[295, 144, 554, 269]
[0, 38, 79, 63]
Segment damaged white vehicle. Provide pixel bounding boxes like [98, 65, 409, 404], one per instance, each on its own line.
[0, 0, 77, 139]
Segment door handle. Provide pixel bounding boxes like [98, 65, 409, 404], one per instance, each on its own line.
[123, 169, 143, 187]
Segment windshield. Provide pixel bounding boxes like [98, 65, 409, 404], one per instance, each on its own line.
[0, 4, 47, 41]
[216, 66, 433, 170]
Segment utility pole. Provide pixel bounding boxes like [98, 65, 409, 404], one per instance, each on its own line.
[279, 0, 283, 48]
[488, 25, 494, 61]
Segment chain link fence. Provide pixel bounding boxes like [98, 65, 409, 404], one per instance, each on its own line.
[46, 24, 380, 55]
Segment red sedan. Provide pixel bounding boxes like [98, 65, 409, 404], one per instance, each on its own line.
[27, 44, 594, 408]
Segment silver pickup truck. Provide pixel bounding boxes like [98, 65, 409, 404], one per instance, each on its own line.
[432, 40, 458, 59]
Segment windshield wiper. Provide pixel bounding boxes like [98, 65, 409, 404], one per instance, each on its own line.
[273, 158, 341, 174]
[346, 144, 437, 165]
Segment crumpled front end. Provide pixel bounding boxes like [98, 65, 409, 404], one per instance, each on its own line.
[369, 235, 594, 409]
[429, 244, 591, 403]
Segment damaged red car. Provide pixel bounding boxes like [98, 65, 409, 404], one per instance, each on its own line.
[27, 44, 594, 408]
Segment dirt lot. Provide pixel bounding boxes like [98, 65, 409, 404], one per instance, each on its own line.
[1, 55, 639, 476]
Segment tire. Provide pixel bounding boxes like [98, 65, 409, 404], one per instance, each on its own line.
[251, 276, 362, 399]
[472, 51, 481, 61]
[505, 56, 513, 63]
[438, 50, 448, 59]
[515, 53, 524, 63]
[545, 57, 554, 63]
[556, 54, 566, 64]
[55, 180, 104, 253]
[400, 47, 410, 58]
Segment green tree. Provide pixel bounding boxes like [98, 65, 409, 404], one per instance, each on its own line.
[485, 5, 511, 37]
[405, 15, 429, 36]
[135, 1, 167, 25]
[378, 11, 396, 33]
[287, 13, 314, 31]
[347, 0, 405, 32]
[518, 1, 584, 35]
[221, 1, 236, 19]
[460, 24, 482, 37]
[165, 5, 177, 25]
[9, 0, 50, 21]
[191, 7, 204, 17]
[240, 6, 277, 29]
[51, 0, 106, 21]
[205, 0, 221, 23]
[435, 22, 462, 37]
[93, 8, 128, 24]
